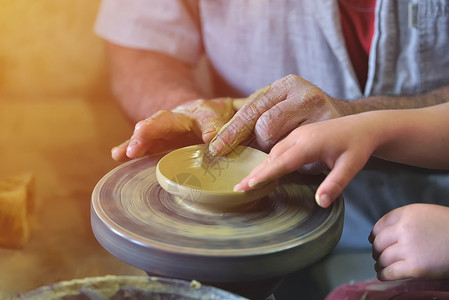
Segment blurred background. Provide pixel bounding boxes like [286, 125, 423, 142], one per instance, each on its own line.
[0, 1, 145, 298]
[0, 0, 109, 98]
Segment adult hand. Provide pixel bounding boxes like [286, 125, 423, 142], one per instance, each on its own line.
[370, 204, 449, 281]
[209, 74, 349, 159]
[111, 98, 236, 162]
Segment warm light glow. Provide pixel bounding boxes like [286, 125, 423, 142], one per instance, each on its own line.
[0, 0, 110, 98]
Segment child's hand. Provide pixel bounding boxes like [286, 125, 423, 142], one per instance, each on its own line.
[234, 113, 381, 208]
[370, 204, 449, 281]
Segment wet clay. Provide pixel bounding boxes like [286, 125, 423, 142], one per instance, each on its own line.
[156, 144, 277, 211]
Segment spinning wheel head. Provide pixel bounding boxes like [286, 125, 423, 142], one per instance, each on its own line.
[91, 151, 344, 283]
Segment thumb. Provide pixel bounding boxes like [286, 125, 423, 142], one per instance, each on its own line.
[182, 98, 235, 144]
[200, 116, 228, 143]
[209, 85, 275, 155]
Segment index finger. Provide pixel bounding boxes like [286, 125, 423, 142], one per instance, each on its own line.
[369, 208, 402, 243]
[209, 83, 283, 156]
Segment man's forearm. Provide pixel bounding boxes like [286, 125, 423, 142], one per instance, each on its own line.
[336, 85, 449, 116]
[105, 42, 205, 123]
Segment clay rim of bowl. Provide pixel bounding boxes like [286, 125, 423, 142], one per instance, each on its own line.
[155, 144, 277, 207]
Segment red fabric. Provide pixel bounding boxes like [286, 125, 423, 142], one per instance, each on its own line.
[338, 0, 376, 90]
[325, 278, 449, 300]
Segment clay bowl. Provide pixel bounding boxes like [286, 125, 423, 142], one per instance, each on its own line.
[156, 144, 277, 212]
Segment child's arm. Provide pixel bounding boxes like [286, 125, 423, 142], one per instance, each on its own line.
[373, 102, 449, 169]
[235, 102, 449, 207]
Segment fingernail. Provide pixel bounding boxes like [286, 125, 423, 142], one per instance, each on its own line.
[126, 141, 141, 157]
[248, 178, 258, 188]
[233, 183, 243, 192]
[111, 147, 120, 158]
[248, 178, 270, 188]
[315, 193, 330, 207]
[209, 139, 223, 156]
[126, 140, 137, 150]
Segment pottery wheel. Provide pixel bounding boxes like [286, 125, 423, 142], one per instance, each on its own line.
[91, 153, 344, 283]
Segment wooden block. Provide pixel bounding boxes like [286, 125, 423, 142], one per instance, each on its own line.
[0, 173, 35, 249]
